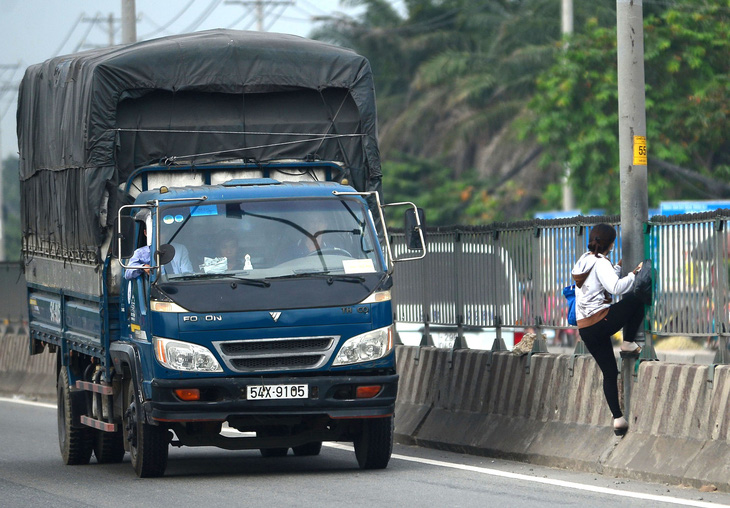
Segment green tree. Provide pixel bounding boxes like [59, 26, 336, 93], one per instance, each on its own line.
[316, 1, 729, 222]
[2, 155, 21, 260]
[382, 154, 510, 226]
[315, 1, 618, 223]
[524, 3, 730, 213]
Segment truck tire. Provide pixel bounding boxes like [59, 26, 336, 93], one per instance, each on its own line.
[354, 416, 393, 470]
[57, 367, 93, 465]
[292, 441, 322, 456]
[93, 428, 126, 464]
[123, 379, 169, 477]
[259, 447, 289, 457]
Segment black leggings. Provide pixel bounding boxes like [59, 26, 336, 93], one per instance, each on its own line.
[578, 293, 645, 419]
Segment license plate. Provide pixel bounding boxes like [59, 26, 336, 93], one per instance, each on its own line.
[247, 384, 308, 400]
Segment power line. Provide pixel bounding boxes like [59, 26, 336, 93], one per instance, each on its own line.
[75, 13, 104, 51]
[82, 13, 121, 47]
[53, 12, 86, 56]
[139, 12, 169, 36]
[0, 65, 22, 107]
[139, 0, 196, 40]
[297, 0, 326, 16]
[276, 14, 315, 24]
[0, 95, 15, 122]
[225, 9, 255, 29]
[225, 1, 294, 32]
[264, 4, 290, 31]
[182, 0, 225, 33]
[291, 4, 321, 24]
[0, 65, 21, 83]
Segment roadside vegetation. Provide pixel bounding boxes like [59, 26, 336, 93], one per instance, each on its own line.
[313, 0, 730, 223]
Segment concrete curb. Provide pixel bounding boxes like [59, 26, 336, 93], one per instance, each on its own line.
[394, 346, 730, 492]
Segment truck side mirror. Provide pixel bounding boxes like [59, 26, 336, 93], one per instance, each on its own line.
[156, 244, 176, 266]
[114, 216, 137, 259]
[404, 208, 426, 250]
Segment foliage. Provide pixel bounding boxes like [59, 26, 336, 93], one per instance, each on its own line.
[523, 3, 730, 213]
[382, 154, 524, 225]
[2, 155, 21, 259]
[521, 19, 622, 211]
[315, 1, 730, 222]
[645, 5, 730, 174]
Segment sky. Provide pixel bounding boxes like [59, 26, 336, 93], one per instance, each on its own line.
[0, 0, 404, 160]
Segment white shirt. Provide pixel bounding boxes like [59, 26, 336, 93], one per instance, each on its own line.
[571, 251, 635, 324]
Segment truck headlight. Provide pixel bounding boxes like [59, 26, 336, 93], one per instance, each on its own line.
[332, 326, 393, 366]
[360, 290, 391, 304]
[154, 337, 223, 372]
[151, 300, 190, 313]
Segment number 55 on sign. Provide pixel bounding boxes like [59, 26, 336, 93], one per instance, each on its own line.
[633, 136, 647, 166]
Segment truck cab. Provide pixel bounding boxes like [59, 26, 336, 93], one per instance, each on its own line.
[106, 163, 424, 476]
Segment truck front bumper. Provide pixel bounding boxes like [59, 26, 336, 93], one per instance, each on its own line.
[144, 373, 398, 423]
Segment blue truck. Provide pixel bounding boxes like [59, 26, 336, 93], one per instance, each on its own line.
[17, 30, 425, 477]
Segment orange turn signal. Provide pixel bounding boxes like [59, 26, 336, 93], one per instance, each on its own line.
[174, 388, 201, 401]
[355, 385, 382, 399]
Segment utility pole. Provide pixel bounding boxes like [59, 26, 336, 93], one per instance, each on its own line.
[560, 0, 574, 211]
[616, 0, 648, 274]
[108, 13, 115, 46]
[225, 0, 294, 31]
[616, 0, 654, 379]
[121, 0, 137, 44]
[561, 0, 573, 35]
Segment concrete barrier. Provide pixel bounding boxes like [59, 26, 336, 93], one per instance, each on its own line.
[603, 363, 730, 489]
[394, 346, 730, 492]
[0, 334, 56, 399]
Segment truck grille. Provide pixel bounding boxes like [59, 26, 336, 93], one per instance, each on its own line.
[213, 336, 338, 373]
[231, 355, 322, 370]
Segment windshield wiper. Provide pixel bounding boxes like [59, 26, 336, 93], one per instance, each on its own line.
[171, 273, 271, 287]
[268, 271, 366, 284]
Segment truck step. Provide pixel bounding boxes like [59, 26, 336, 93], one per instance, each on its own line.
[80, 415, 117, 432]
[75, 380, 114, 395]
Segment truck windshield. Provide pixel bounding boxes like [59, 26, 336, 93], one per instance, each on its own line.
[157, 198, 383, 281]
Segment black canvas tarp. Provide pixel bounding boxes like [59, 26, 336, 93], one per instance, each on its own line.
[17, 29, 381, 261]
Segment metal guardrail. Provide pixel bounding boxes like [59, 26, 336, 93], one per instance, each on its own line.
[391, 212, 729, 364]
[646, 211, 730, 363]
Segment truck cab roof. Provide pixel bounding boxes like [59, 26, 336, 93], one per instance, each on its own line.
[135, 179, 360, 205]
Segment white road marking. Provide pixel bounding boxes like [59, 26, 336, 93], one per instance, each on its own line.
[324, 443, 728, 508]
[3, 398, 725, 507]
[0, 396, 55, 409]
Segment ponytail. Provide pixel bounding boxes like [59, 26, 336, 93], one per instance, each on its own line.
[588, 223, 617, 255]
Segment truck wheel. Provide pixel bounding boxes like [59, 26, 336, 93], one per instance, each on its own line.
[123, 380, 169, 477]
[93, 428, 126, 464]
[292, 441, 322, 456]
[354, 416, 393, 470]
[57, 366, 93, 465]
[259, 447, 289, 457]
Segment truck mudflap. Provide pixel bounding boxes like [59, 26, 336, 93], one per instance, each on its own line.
[145, 373, 398, 422]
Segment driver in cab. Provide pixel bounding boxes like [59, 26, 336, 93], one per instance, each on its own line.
[124, 209, 193, 279]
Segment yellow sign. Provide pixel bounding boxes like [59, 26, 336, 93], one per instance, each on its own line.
[633, 135, 647, 166]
